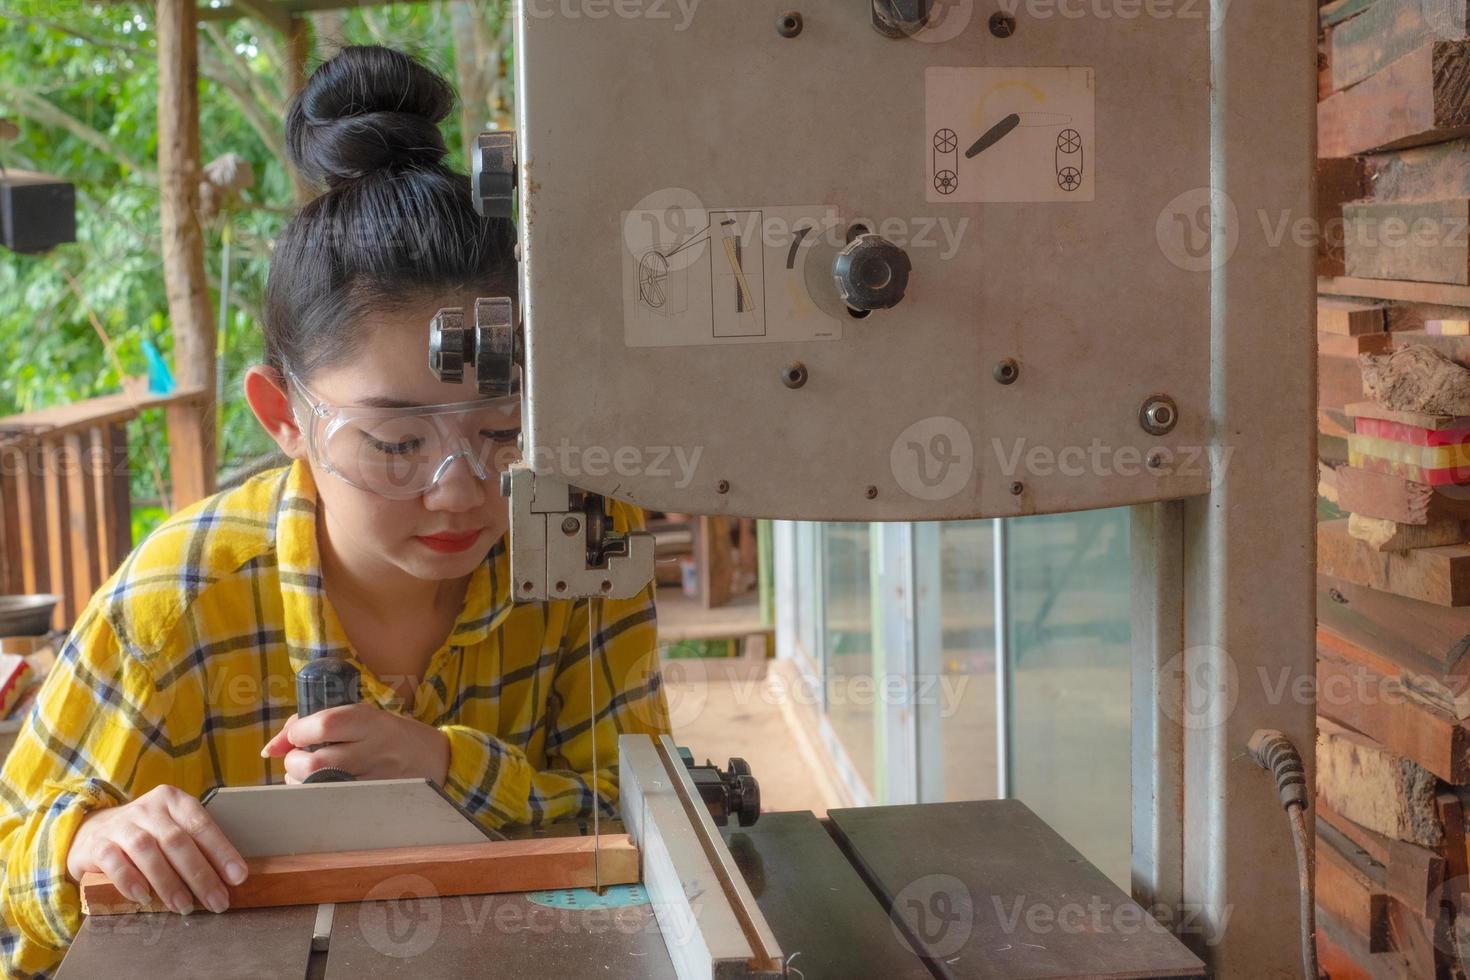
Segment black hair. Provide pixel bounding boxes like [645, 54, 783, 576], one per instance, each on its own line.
[264, 45, 515, 377]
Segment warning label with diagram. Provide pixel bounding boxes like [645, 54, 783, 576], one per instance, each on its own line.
[925, 67, 1095, 203]
[622, 203, 845, 348]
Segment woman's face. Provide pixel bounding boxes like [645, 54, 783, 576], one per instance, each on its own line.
[289, 294, 520, 583]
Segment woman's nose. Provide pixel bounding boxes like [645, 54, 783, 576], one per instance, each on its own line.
[423, 452, 488, 512]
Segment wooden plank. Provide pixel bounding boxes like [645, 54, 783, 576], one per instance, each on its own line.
[1332, 0, 1469, 91]
[621, 734, 785, 980]
[1317, 716, 1443, 848]
[81, 834, 640, 915]
[1330, 42, 1470, 159]
[6, 448, 45, 596]
[1320, 297, 1387, 336]
[1320, 802, 1446, 918]
[62, 432, 97, 613]
[1366, 138, 1470, 203]
[0, 388, 206, 441]
[1385, 899, 1443, 979]
[1322, 352, 1367, 414]
[1317, 908, 1413, 980]
[1319, 42, 1470, 158]
[106, 423, 131, 567]
[1317, 820, 1391, 952]
[1319, 159, 1368, 277]
[1338, 465, 1470, 523]
[1319, 575, 1470, 705]
[1319, 619, 1470, 724]
[1322, 331, 1394, 356]
[1345, 199, 1470, 285]
[1346, 511, 1469, 550]
[1319, 517, 1470, 603]
[1347, 399, 1470, 430]
[697, 515, 733, 610]
[39, 441, 72, 627]
[1318, 641, 1470, 782]
[165, 398, 214, 510]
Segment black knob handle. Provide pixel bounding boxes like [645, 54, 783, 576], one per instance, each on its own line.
[834, 234, 912, 311]
[295, 658, 361, 783]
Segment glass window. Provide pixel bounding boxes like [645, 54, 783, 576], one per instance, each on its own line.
[916, 520, 999, 804]
[1006, 508, 1132, 886]
[822, 523, 877, 793]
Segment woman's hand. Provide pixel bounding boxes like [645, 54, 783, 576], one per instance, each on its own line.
[66, 785, 247, 915]
[261, 704, 451, 785]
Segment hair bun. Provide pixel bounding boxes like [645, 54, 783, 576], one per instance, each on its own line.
[287, 45, 455, 188]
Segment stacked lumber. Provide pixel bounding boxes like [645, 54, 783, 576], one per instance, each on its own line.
[1317, 1, 1470, 973]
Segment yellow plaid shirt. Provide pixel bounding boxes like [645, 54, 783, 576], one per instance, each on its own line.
[0, 461, 667, 978]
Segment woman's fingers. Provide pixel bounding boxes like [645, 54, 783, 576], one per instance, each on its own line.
[91, 840, 151, 907]
[115, 824, 192, 914]
[166, 792, 248, 888]
[283, 743, 358, 784]
[280, 704, 372, 749]
[147, 810, 231, 914]
[261, 713, 299, 757]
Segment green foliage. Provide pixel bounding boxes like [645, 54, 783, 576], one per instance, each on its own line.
[0, 1, 508, 536]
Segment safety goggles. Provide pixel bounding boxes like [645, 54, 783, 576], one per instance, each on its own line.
[287, 371, 522, 500]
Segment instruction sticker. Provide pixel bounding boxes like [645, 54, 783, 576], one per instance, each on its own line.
[925, 67, 1095, 203]
[622, 202, 845, 348]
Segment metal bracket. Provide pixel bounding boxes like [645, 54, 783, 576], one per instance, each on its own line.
[502, 463, 656, 600]
[620, 734, 785, 980]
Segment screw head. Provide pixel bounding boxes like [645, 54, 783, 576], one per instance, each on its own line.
[717, 480, 731, 494]
[561, 516, 580, 535]
[993, 358, 1019, 385]
[989, 11, 1016, 36]
[1008, 481, 1024, 496]
[783, 362, 808, 389]
[1146, 450, 1166, 470]
[777, 11, 803, 36]
[865, 485, 879, 499]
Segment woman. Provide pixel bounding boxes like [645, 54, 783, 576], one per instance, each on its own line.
[0, 45, 668, 977]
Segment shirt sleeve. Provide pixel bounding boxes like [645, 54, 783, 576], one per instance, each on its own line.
[0, 608, 175, 978]
[439, 505, 669, 830]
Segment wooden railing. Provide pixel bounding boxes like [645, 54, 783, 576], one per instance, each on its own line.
[0, 388, 210, 630]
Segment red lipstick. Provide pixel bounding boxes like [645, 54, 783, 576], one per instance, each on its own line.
[415, 529, 484, 554]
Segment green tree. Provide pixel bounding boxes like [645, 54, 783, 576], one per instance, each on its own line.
[0, 0, 511, 539]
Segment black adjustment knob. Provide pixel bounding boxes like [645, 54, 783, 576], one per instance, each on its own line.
[296, 658, 361, 784]
[429, 307, 468, 384]
[472, 131, 516, 219]
[727, 758, 760, 827]
[834, 234, 912, 311]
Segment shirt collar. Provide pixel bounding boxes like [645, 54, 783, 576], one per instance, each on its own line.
[274, 460, 515, 706]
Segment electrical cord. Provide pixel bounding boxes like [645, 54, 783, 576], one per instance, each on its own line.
[1248, 728, 1317, 980]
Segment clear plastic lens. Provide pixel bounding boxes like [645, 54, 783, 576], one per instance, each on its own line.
[290, 374, 521, 498]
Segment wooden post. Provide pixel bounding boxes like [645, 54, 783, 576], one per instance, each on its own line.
[156, 0, 216, 508]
